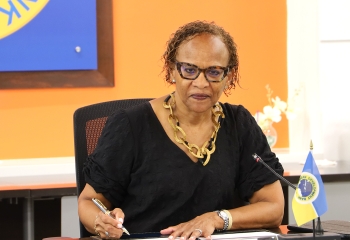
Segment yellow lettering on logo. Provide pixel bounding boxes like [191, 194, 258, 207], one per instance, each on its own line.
[0, 0, 49, 39]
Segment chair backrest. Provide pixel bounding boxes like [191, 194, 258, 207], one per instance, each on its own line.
[73, 98, 152, 237]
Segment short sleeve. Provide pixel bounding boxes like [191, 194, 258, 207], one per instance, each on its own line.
[225, 104, 284, 202]
[83, 109, 136, 206]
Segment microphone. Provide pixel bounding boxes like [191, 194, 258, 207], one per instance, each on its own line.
[252, 153, 296, 190]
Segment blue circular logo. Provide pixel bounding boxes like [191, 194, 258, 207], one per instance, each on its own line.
[294, 172, 319, 204]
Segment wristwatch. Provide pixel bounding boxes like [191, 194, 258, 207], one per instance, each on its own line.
[215, 210, 229, 231]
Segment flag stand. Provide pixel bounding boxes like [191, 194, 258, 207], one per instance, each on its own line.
[311, 217, 325, 239]
[315, 217, 324, 235]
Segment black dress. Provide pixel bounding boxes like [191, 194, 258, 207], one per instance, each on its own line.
[83, 102, 284, 233]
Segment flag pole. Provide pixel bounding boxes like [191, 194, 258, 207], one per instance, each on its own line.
[310, 140, 316, 240]
[310, 140, 324, 236]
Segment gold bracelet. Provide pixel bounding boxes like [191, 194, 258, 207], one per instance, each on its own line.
[223, 210, 233, 230]
[94, 215, 100, 236]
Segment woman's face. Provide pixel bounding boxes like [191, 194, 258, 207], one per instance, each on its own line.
[172, 34, 232, 114]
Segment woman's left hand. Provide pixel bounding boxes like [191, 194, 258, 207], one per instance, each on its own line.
[160, 212, 218, 240]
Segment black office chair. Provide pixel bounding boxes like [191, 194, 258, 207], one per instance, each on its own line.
[73, 98, 152, 238]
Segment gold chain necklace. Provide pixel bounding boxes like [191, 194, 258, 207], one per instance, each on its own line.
[163, 92, 225, 166]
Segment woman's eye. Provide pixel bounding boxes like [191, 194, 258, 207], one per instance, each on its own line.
[184, 67, 197, 74]
[207, 69, 221, 76]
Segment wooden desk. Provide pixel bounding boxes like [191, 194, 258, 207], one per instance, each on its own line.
[46, 225, 345, 240]
[42, 225, 290, 239]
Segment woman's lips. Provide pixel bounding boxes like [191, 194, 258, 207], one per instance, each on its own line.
[191, 94, 209, 100]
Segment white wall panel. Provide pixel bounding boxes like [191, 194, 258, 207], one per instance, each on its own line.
[320, 41, 350, 161]
[319, 0, 350, 41]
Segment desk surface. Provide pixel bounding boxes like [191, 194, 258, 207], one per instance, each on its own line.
[43, 226, 290, 240]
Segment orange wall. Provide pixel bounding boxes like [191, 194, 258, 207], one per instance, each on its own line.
[0, 0, 287, 160]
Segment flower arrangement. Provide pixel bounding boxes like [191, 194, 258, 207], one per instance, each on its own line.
[254, 84, 302, 134]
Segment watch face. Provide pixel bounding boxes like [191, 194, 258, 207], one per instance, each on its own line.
[220, 210, 228, 218]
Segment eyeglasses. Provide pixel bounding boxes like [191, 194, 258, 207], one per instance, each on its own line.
[175, 61, 230, 82]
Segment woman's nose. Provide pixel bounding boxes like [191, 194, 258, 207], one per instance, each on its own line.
[192, 72, 209, 88]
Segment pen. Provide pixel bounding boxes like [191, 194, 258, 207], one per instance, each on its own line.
[92, 198, 130, 235]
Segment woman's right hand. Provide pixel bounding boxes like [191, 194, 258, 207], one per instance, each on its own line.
[78, 184, 126, 239]
[94, 207, 126, 239]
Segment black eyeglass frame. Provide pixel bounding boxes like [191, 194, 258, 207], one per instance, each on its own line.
[175, 61, 231, 82]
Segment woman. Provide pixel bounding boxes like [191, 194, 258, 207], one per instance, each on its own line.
[78, 20, 284, 239]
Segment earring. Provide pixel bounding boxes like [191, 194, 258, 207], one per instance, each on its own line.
[172, 79, 176, 83]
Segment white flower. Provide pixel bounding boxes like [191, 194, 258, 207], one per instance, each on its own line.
[253, 84, 302, 130]
[272, 97, 287, 112]
[263, 105, 282, 123]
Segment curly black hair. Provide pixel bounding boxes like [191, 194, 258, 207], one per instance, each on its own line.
[161, 20, 240, 95]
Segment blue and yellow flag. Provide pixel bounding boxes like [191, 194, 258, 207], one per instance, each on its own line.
[292, 151, 328, 226]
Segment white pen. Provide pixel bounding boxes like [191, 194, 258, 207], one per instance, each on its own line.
[92, 198, 130, 235]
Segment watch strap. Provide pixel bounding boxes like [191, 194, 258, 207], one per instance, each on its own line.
[215, 210, 229, 231]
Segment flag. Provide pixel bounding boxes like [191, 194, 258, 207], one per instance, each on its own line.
[292, 151, 328, 226]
